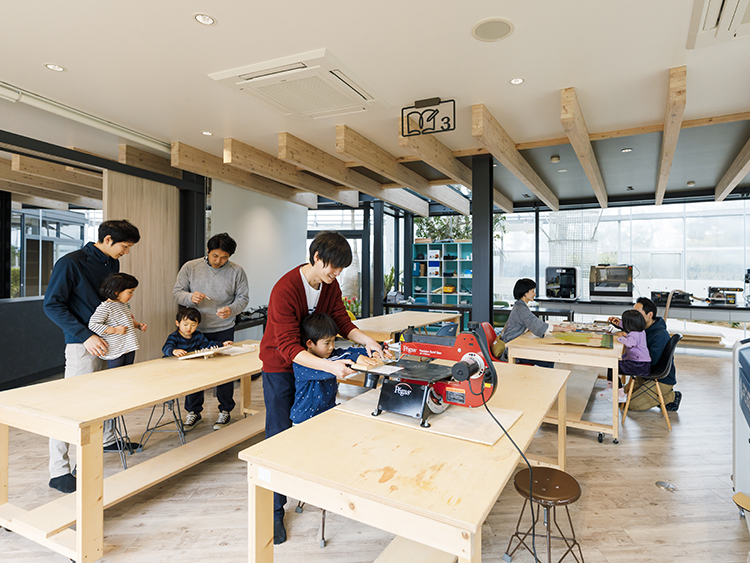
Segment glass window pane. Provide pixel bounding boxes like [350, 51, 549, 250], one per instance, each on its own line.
[11, 213, 22, 297]
[686, 215, 744, 248]
[25, 216, 39, 236]
[60, 221, 83, 240]
[307, 210, 363, 231]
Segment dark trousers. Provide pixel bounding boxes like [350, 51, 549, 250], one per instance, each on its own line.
[261, 370, 295, 519]
[107, 350, 135, 369]
[607, 360, 651, 387]
[184, 327, 236, 414]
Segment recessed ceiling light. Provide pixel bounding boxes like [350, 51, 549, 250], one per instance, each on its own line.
[550, 155, 560, 163]
[558, 169, 567, 173]
[509, 77, 524, 85]
[522, 193, 531, 198]
[194, 13, 216, 26]
[202, 131, 213, 136]
[687, 180, 696, 187]
[621, 148, 633, 153]
[45, 64, 66, 72]
[472, 18, 514, 42]
[627, 186, 634, 191]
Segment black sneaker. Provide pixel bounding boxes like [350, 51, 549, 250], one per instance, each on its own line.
[49, 473, 76, 493]
[274, 516, 287, 545]
[666, 390, 682, 412]
[103, 440, 141, 452]
[213, 411, 230, 430]
[183, 412, 202, 432]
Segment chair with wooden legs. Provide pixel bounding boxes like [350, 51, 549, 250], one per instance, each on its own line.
[622, 333, 682, 431]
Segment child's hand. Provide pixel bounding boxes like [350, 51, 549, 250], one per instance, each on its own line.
[137, 322, 148, 332]
[113, 325, 127, 335]
[615, 331, 626, 337]
[173, 349, 187, 357]
[222, 340, 233, 346]
[357, 355, 381, 367]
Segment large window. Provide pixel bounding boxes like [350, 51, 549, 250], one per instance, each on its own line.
[9, 209, 94, 298]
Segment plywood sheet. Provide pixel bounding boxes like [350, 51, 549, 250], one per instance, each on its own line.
[547, 365, 600, 422]
[336, 389, 521, 446]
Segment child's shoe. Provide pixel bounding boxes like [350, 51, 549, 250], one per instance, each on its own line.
[213, 411, 231, 430]
[183, 412, 202, 432]
[595, 381, 613, 399]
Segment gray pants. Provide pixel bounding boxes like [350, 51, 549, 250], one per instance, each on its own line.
[49, 344, 115, 478]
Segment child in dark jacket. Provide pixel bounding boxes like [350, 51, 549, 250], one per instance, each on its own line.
[291, 313, 370, 424]
[162, 307, 232, 357]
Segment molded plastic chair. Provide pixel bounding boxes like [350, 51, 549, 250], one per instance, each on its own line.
[481, 321, 502, 362]
[622, 333, 682, 431]
[494, 300, 510, 328]
[436, 322, 458, 336]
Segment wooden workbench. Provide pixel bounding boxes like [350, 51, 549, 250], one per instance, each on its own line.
[352, 311, 462, 342]
[0, 341, 265, 563]
[239, 362, 569, 562]
[506, 331, 624, 443]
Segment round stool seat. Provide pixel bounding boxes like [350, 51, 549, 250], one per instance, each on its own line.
[514, 467, 581, 507]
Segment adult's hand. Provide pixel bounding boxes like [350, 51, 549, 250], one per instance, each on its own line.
[191, 291, 206, 304]
[216, 306, 232, 319]
[84, 334, 108, 357]
[327, 359, 356, 378]
[364, 338, 393, 360]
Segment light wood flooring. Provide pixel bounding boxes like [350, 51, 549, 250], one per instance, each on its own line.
[2, 350, 749, 562]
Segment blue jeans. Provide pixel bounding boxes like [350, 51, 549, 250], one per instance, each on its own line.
[261, 370, 295, 519]
[106, 350, 136, 369]
[184, 327, 236, 414]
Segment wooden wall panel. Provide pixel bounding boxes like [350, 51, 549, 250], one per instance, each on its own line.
[103, 171, 179, 362]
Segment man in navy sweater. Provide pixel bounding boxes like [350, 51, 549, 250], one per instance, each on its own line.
[43, 220, 140, 493]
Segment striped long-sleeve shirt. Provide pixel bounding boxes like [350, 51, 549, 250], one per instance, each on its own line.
[88, 300, 139, 360]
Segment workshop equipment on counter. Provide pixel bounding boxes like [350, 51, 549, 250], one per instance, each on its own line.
[363, 322, 498, 428]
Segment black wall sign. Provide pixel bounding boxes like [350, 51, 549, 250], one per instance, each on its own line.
[401, 99, 456, 137]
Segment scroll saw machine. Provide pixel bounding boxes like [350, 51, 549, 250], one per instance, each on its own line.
[364, 322, 498, 428]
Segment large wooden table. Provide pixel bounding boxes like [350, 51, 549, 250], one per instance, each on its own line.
[0, 342, 265, 563]
[239, 362, 569, 562]
[353, 310, 462, 342]
[506, 331, 624, 443]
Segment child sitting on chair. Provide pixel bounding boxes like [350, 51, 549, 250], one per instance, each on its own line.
[162, 307, 233, 358]
[291, 313, 377, 424]
[598, 309, 651, 402]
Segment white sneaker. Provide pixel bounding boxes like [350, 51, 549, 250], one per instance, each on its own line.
[597, 387, 627, 402]
[595, 383, 613, 399]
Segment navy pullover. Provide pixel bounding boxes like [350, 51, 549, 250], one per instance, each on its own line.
[43, 242, 118, 344]
[162, 330, 220, 357]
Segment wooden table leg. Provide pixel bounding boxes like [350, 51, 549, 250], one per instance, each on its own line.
[557, 382, 567, 472]
[240, 375, 253, 415]
[458, 527, 481, 563]
[0, 423, 8, 505]
[611, 360, 620, 443]
[77, 422, 103, 563]
[249, 467, 274, 563]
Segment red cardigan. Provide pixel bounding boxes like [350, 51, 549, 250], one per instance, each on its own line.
[259, 265, 358, 373]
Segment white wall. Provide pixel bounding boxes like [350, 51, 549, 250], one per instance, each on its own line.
[210, 180, 308, 340]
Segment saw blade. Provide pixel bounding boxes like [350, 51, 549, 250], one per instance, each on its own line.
[427, 387, 449, 414]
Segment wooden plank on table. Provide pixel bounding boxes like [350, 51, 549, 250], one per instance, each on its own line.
[11, 413, 265, 539]
[336, 389, 522, 446]
[374, 536, 457, 563]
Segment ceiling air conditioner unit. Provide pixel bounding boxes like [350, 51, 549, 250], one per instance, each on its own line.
[208, 48, 388, 119]
[687, 0, 750, 48]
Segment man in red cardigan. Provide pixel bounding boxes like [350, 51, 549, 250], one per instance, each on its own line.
[259, 231, 386, 544]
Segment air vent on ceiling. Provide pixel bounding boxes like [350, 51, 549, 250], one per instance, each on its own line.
[208, 48, 388, 119]
[687, 0, 750, 48]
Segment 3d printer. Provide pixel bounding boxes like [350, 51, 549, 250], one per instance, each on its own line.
[589, 265, 634, 303]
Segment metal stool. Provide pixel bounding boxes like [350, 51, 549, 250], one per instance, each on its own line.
[295, 502, 327, 548]
[504, 467, 584, 563]
[110, 416, 135, 470]
[138, 400, 186, 451]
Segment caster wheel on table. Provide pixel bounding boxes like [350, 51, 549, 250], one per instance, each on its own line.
[613, 438, 619, 444]
[597, 433, 604, 443]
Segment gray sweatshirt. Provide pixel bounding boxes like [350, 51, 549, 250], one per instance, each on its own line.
[500, 299, 549, 343]
[173, 257, 249, 333]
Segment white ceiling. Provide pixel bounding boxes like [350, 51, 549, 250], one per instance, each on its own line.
[1, 0, 750, 206]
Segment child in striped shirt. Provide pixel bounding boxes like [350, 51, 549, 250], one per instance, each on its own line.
[88, 273, 147, 368]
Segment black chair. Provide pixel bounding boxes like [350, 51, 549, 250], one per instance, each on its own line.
[435, 322, 458, 336]
[622, 333, 682, 431]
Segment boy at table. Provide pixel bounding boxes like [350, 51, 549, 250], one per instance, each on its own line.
[260, 231, 389, 544]
[162, 307, 233, 360]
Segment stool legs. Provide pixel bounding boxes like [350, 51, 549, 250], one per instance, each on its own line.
[111, 416, 133, 470]
[138, 400, 186, 451]
[504, 499, 584, 563]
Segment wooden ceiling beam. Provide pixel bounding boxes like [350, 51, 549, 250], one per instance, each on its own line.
[471, 104, 559, 211]
[655, 66, 687, 205]
[119, 145, 183, 179]
[12, 154, 103, 192]
[65, 147, 109, 177]
[492, 190, 514, 214]
[11, 193, 68, 210]
[335, 125, 469, 215]
[171, 142, 317, 209]
[560, 88, 608, 208]
[224, 138, 357, 208]
[0, 179, 102, 209]
[397, 118, 472, 188]
[0, 158, 102, 200]
[278, 132, 428, 217]
[715, 135, 750, 201]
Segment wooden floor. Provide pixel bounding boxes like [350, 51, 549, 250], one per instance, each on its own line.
[2, 349, 750, 562]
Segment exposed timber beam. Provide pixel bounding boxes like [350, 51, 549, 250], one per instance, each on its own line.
[223, 138, 357, 208]
[560, 88, 608, 208]
[471, 104, 559, 211]
[171, 142, 317, 208]
[715, 135, 750, 201]
[12, 154, 103, 192]
[278, 132, 428, 216]
[0, 179, 102, 209]
[655, 66, 687, 205]
[335, 125, 469, 215]
[119, 145, 183, 179]
[398, 118, 472, 188]
[0, 158, 102, 201]
[11, 194, 68, 210]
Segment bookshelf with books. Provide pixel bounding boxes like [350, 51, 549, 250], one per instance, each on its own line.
[412, 241, 473, 306]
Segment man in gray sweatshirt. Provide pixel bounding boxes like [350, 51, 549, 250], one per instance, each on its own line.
[173, 233, 249, 430]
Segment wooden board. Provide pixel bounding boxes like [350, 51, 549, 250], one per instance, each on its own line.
[546, 366, 600, 422]
[336, 389, 521, 446]
[548, 332, 613, 349]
